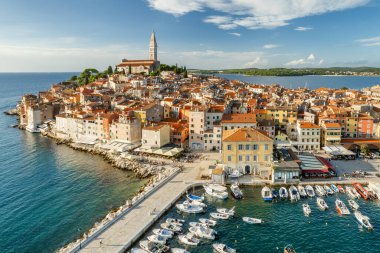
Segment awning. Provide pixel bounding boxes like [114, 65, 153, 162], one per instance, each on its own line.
[302, 169, 330, 173]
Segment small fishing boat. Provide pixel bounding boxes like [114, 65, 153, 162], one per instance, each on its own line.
[272, 188, 279, 199]
[186, 192, 204, 202]
[345, 186, 359, 199]
[297, 185, 307, 198]
[178, 233, 200, 246]
[139, 240, 169, 253]
[199, 218, 217, 227]
[261, 186, 273, 201]
[212, 243, 236, 253]
[183, 200, 207, 208]
[176, 202, 204, 214]
[230, 183, 243, 199]
[284, 245, 296, 253]
[279, 187, 288, 199]
[337, 185, 345, 193]
[161, 222, 182, 232]
[216, 206, 235, 216]
[303, 203, 311, 216]
[189, 222, 209, 229]
[316, 197, 328, 210]
[204, 184, 229, 199]
[335, 199, 350, 215]
[166, 218, 185, 226]
[189, 226, 216, 240]
[153, 229, 174, 238]
[353, 183, 369, 200]
[289, 186, 300, 202]
[331, 184, 339, 193]
[305, 185, 315, 198]
[210, 212, 230, 220]
[242, 217, 263, 224]
[171, 248, 190, 253]
[229, 169, 242, 179]
[147, 234, 167, 245]
[324, 185, 334, 195]
[354, 211, 373, 230]
[315, 185, 326, 196]
[348, 199, 360, 210]
[364, 187, 378, 200]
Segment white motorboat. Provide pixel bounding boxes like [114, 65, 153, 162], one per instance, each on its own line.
[189, 226, 216, 240]
[139, 240, 169, 253]
[131, 248, 147, 253]
[230, 183, 243, 199]
[336, 199, 350, 215]
[176, 202, 204, 214]
[331, 184, 339, 193]
[261, 186, 273, 201]
[303, 203, 311, 216]
[305, 185, 315, 198]
[161, 222, 182, 232]
[324, 185, 334, 195]
[186, 192, 204, 202]
[289, 186, 300, 201]
[171, 248, 190, 253]
[298, 185, 307, 198]
[348, 199, 360, 210]
[212, 243, 236, 253]
[315, 185, 327, 196]
[199, 218, 217, 227]
[316, 197, 328, 210]
[242, 217, 263, 224]
[216, 206, 235, 216]
[153, 229, 174, 239]
[210, 212, 230, 220]
[346, 186, 360, 199]
[229, 169, 243, 178]
[189, 222, 208, 228]
[178, 233, 200, 246]
[204, 184, 229, 199]
[279, 187, 288, 199]
[354, 211, 373, 230]
[166, 218, 185, 226]
[147, 234, 167, 245]
[183, 200, 207, 208]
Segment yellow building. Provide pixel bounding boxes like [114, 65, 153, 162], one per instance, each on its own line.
[222, 128, 273, 179]
[320, 122, 341, 146]
[265, 106, 297, 129]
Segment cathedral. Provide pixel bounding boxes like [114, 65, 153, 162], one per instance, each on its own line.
[116, 32, 160, 75]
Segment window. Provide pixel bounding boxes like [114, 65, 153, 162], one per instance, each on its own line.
[238, 155, 243, 162]
[254, 155, 257, 161]
[246, 155, 250, 161]
[265, 144, 269, 150]
[253, 144, 258, 150]
[238, 144, 243, 150]
[245, 144, 250, 150]
[265, 155, 269, 161]
[228, 155, 231, 162]
[227, 145, 232, 150]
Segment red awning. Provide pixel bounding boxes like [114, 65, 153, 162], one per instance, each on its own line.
[302, 169, 330, 174]
[316, 156, 336, 171]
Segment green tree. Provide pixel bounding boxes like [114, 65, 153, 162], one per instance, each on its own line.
[107, 66, 113, 75]
[360, 144, 370, 155]
[77, 68, 99, 86]
[129, 65, 132, 74]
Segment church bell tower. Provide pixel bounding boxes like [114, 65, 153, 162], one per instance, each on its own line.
[149, 31, 157, 61]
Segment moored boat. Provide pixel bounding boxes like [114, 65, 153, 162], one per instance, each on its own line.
[171, 248, 190, 253]
[305, 185, 315, 198]
[210, 212, 230, 220]
[161, 222, 182, 233]
[324, 185, 334, 195]
[337, 185, 345, 193]
[186, 192, 204, 202]
[279, 187, 288, 199]
[229, 169, 242, 179]
[178, 233, 200, 246]
[316, 197, 328, 210]
[212, 243, 236, 253]
[353, 183, 369, 200]
[139, 240, 169, 253]
[284, 244, 296, 253]
[183, 200, 207, 208]
[289, 186, 300, 202]
[272, 188, 279, 199]
[153, 229, 174, 239]
[297, 185, 307, 198]
[330, 184, 339, 193]
[166, 218, 185, 226]
[189, 225, 216, 240]
[348, 199, 360, 210]
[216, 206, 235, 216]
[242, 217, 263, 224]
[315, 185, 326, 196]
[204, 184, 229, 199]
[131, 248, 147, 253]
[335, 199, 350, 215]
[199, 218, 217, 227]
[261, 186, 273, 201]
[345, 186, 359, 199]
[303, 203, 311, 216]
[147, 234, 167, 245]
[354, 211, 373, 230]
[176, 202, 204, 214]
[230, 183, 243, 199]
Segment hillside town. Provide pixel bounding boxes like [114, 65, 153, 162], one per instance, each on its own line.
[17, 32, 380, 185]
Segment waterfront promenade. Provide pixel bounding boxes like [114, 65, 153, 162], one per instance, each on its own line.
[77, 154, 216, 253]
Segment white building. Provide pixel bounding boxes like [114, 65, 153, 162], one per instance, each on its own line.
[141, 124, 170, 149]
[295, 121, 321, 151]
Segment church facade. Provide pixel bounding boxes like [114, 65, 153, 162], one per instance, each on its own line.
[116, 32, 160, 75]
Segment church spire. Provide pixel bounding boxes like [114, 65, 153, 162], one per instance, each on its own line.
[149, 31, 157, 61]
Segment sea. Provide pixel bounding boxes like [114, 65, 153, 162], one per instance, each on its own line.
[0, 73, 147, 253]
[1, 73, 380, 253]
[138, 187, 380, 253]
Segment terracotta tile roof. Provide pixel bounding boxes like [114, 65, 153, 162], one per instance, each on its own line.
[223, 128, 272, 142]
[324, 122, 341, 128]
[299, 121, 320, 129]
[221, 113, 257, 124]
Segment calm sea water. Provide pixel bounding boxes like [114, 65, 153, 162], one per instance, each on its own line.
[217, 74, 380, 90]
[141, 187, 380, 253]
[0, 73, 147, 253]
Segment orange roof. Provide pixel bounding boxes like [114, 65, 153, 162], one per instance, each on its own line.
[223, 128, 272, 142]
[299, 121, 320, 129]
[324, 122, 341, 128]
[221, 113, 257, 124]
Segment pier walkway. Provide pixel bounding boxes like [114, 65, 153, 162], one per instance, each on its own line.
[77, 154, 215, 253]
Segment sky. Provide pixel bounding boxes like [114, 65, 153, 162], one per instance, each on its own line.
[0, 0, 379, 72]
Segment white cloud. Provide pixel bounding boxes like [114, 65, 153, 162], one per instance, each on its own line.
[294, 26, 313, 31]
[229, 32, 241, 37]
[263, 44, 279, 49]
[148, 0, 369, 30]
[284, 53, 324, 66]
[357, 36, 380, 46]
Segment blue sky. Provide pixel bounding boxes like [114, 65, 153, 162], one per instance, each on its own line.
[0, 0, 379, 71]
